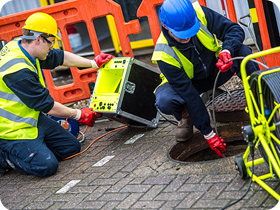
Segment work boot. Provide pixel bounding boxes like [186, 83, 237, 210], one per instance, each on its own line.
[175, 109, 193, 142]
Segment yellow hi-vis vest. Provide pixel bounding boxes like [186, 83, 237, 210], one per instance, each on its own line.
[152, 2, 222, 86]
[0, 39, 46, 140]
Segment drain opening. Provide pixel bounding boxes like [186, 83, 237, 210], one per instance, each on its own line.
[168, 90, 250, 163]
[169, 140, 247, 163]
[168, 121, 249, 163]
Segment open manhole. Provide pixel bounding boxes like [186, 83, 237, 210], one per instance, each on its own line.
[169, 89, 250, 163]
[168, 122, 249, 163]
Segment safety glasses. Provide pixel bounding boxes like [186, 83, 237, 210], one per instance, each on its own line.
[41, 35, 55, 48]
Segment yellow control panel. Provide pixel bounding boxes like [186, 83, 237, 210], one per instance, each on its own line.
[90, 57, 131, 113]
[90, 94, 119, 112]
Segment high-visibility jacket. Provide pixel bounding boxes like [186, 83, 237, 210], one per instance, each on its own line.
[152, 2, 222, 86]
[0, 39, 45, 140]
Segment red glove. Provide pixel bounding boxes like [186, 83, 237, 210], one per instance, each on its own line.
[77, 108, 101, 127]
[93, 53, 115, 68]
[205, 134, 226, 158]
[216, 50, 233, 72]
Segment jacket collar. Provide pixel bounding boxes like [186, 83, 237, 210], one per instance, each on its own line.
[18, 40, 36, 67]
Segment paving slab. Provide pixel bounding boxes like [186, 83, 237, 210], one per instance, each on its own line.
[0, 118, 280, 209]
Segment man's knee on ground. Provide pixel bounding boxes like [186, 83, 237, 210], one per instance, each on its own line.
[32, 157, 59, 177]
[73, 140, 81, 154]
[66, 139, 81, 157]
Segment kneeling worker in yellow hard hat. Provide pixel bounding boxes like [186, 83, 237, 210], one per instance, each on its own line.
[0, 12, 114, 177]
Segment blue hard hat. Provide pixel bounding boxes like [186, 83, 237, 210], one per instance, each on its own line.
[159, 0, 200, 39]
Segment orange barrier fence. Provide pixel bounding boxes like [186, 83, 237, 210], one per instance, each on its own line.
[137, 0, 164, 46]
[253, 0, 279, 68]
[0, 0, 279, 104]
[221, 0, 279, 67]
[0, 0, 141, 104]
[198, 0, 207, 7]
[225, 0, 237, 22]
[254, 0, 271, 50]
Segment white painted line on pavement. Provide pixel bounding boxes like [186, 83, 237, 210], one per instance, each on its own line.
[124, 134, 144, 144]
[56, 180, 81, 194]
[93, 155, 115, 167]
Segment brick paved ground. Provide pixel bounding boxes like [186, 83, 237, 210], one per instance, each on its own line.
[0, 117, 279, 209]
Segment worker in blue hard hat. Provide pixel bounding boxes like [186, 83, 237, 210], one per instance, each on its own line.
[152, 0, 259, 158]
[0, 12, 114, 177]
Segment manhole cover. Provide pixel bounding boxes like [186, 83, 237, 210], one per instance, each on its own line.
[208, 89, 249, 122]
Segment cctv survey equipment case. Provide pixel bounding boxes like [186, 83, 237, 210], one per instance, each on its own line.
[90, 57, 162, 128]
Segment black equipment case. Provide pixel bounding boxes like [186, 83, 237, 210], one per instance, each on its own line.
[90, 57, 162, 128]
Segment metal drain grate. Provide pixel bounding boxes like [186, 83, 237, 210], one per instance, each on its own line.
[209, 89, 247, 112]
[207, 89, 249, 122]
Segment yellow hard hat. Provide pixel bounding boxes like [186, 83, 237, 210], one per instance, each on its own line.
[22, 12, 61, 40]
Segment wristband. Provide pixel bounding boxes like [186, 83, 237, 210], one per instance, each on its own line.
[204, 130, 215, 140]
[74, 109, 81, 120]
[91, 60, 98, 68]
[220, 49, 231, 55]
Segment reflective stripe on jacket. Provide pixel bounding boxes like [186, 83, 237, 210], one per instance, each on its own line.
[0, 39, 45, 140]
[152, 2, 222, 86]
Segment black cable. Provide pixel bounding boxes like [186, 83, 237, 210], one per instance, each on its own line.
[156, 107, 178, 125]
[105, 125, 129, 131]
[212, 70, 221, 136]
[159, 119, 176, 125]
[230, 56, 269, 69]
[212, 57, 269, 137]
[221, 144, 255, 210]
